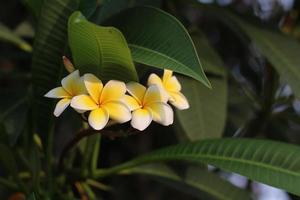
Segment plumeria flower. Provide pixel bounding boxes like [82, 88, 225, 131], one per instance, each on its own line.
[44, 70, 87, 117]
[124, 82, 173, 131]
[148, 69, 189, 110]
[70, 74, 131, 130]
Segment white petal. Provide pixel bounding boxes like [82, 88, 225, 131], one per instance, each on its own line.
[44, 87, 70, 98]
[147, 73, 163, 87]
[61, 70, 80, 94]
[70, 94, 98, 111]
[165, 76, 181, 92]
[163, 69, 173, 82]
[146, 102, 173, 126]
[100, 80, 126, 103]
[123, 95, 141, 111]
[131, 109, 152, 131]
[102, 101, 131, 123]
[126, 82, 146, 104]
[83, 73, 103, 103]
[54, 98, 71, 117]
[143, 85, 167, 105]
[88, 108, 109, 130]
[169, 92, 189, 110]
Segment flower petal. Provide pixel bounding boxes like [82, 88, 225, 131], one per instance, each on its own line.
[146, 102, 173, 126]
[61, 70, 80, 95]
[54, 98, 71, 117]
[123, 95, 141, 111]
[147, 73, 163, 87]
[126, 82, 146, 104]
[88, 108, 109, 130]
[83, 74, 103, 103]
[44, 87, 70, 98]
[131, 108, 152, 131]
[100, 80, 126, 103]
[165, 76, 181, 92]
[163, 69, 173, 82]
[73, 76, 88, 95]
[143, 85, 166, 105]
[169, 91, 190, 110]
[70, 95, 98, 111]
[102, 101, 131, 123]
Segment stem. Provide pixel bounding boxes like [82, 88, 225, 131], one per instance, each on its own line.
[81, 136, 96, 177]
[46, 126, 54, 198]
[91, 134, 101, 176]
[58, 128, 98, 170]
[0, 177, 18, 190]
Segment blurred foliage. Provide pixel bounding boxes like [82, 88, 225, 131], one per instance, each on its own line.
[1, 0, 300, 199]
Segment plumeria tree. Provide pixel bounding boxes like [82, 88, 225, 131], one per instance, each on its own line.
[1, 0, 300, 199]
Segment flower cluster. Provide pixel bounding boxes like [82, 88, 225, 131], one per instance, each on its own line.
[45, 60, 189, 131]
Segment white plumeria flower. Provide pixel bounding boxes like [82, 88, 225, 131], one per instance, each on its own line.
[70, 74, 131, 130]
[44, 70, 87, 117]
[124, 82, 173, 131]
[148, 69, 189, 110]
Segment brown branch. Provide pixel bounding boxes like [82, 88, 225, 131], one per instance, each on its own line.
[58, 126, 141, 170]
[58, 128, 97, 170]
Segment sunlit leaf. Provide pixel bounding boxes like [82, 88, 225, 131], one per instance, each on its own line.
[68, 11, 138, 82]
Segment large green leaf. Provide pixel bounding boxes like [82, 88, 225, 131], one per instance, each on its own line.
[121, 164, 251, 200]
[0, 86, 29, 145]
[104, 6, 211, 87]
[95, 138, 300, 196]
[32, 0, 79, 135]
[0, 23, 32, 52]
[79, 0, 97, 18]
[0, 98, 28, 146]
[176, 33, 227, 141]
[0, 144, 18, 177]
[22, 0, 44, 17]
[224, 12, 300, 99]
[95, 0, 131, 24]
[68, 11, 138, 82]
[94, 0, 161, 24]
[191, 5, 300, 98]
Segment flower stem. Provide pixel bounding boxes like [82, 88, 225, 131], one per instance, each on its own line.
[58, 128, 97, 170]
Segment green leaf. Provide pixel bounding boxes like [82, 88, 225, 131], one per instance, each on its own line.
[196, 6, 300, 98]
[0, 98, 28, 145]
[79, 0, 97, 18]
[32, 0, 79, 135]
[94, 0, 161, 24]
[226, 12, 300, 99]
[0, 87, 29, 145]
[104, 6, 211, 87]
[0, 23, 32, 52]
[22, 0, 44, 18]
[68, 11, 138, 82]
[121, 164, 251, 200]
[96, 138, 300, 196]
[0, 144, 18, 177]
[176, 33, 227, 141]
[28, 192, 37, 200]
[95, 0, 131, 24]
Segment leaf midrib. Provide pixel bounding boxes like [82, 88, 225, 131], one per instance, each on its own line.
[129, 44, 200, 79]
[147, 153, 300, 178]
